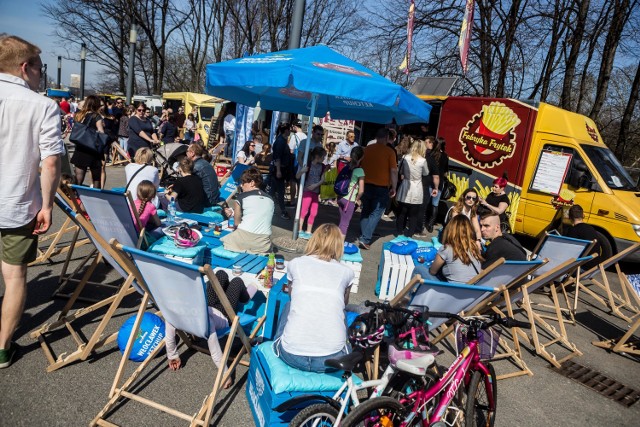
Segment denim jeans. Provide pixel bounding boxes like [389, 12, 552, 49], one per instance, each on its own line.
[269, 175, 287, 214]
[412, 264, 447, 282]
[359, 184, 390, 244]
[224, 131, 235, 158]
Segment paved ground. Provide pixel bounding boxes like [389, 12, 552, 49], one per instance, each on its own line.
[0, 160, 639, 426]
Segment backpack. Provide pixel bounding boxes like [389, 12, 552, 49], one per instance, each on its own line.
[334, 164, 354, 197]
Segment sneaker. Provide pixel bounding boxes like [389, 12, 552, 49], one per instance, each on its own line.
[298, 231, 311, 240]
[280, 212, 291, 220]
[0, 342, 18, 368]
[354, 239, 370, 250]
[381, 215, 394, 222]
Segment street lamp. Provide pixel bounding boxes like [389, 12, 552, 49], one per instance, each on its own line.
[125, 22, 137, 105]
[80, 43, 86, 100]
[57, 56, 62, 89]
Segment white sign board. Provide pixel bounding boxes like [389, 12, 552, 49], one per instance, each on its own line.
[530, 150, 572, 195]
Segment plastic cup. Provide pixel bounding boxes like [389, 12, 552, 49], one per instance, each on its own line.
[232, 265, 243, 276]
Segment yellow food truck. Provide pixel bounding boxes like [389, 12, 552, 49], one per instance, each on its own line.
[422, 96, 640, 260]
[162, 92, 224, 146]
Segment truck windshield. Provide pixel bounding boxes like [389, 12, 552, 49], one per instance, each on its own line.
[199, 107, 216, 122]
[582, 145, 638, 191]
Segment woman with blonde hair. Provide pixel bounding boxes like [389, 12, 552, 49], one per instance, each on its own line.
[395, 138, 430, 236]
[124, 147, 160, 204]
[70, 95, 106, 188]
[414, 215, 483, 283]
[275, 223, 355, 372]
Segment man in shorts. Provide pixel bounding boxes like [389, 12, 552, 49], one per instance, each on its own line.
[0, 34, 64, 368]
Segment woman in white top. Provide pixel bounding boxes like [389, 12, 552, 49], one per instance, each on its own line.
[235, 140, 256, 165]
[124, 147, 160, 206]
[276, 223, 355, 372]
[395, 139, 433, 237]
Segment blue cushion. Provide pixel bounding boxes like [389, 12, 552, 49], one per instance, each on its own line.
[342, 251, 363, 263]
[389, 235, 433, 248]
[256, 342, 360, 394]
[343, 242, 358, 254]
[412, 246, 438, 264]
[390, 240, 418, 255]
[211, 245, 242, 259]
[148, 236, 206, 259]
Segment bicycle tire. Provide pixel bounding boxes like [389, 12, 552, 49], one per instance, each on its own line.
[341, 396, 408, 427]
[289, 403, 339, 427]
[464, 363, 497, 427]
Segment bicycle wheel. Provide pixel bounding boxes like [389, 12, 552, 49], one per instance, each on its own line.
[341, 396, 407, 427]
[289, 403, 339, 427]
[464, 363, 497, 427]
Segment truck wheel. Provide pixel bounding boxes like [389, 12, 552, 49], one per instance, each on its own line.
[595, 230, 613, 261]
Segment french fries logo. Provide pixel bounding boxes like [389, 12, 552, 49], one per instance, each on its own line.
[459, 102, 521, 168]
[551, 188, 576, 210]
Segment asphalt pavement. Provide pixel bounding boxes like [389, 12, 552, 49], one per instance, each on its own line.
[0, 161, 638, 426]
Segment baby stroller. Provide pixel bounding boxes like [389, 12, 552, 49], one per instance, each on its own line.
[153, 143, 188, 186]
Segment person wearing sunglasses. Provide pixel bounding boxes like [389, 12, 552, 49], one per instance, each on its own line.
[235, 140, 256, 165]
[444, 188, 482, 245]
[127, 101, 159, 158]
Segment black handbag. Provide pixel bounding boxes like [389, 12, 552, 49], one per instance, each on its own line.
[69, 115, 109, 154]
[440, 176, 457, 200]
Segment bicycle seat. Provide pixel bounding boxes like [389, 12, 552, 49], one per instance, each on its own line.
[394, 354, 435, 376]
[324, 352, 363, 371]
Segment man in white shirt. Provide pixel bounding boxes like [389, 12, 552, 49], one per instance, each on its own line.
[0, 35, 64, 368]
[335, 130, 357, 172]
[223, 111, 236, 158]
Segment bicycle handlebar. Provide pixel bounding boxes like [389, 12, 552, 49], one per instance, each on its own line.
[364, 300, 531, 330]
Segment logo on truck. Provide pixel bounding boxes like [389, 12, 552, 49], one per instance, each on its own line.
[459, 102, 521, 168]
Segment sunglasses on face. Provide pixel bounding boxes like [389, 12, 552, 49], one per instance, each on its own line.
[137, 109, 145, 112]
[465, 196, 478, 201]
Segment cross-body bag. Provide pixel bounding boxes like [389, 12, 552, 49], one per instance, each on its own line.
[125, 164, 148, 192]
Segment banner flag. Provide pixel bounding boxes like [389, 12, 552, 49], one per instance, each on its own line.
[234, 104, 254, 163]
[404, 0, 415, 75]
[458, 0, 475, 75]
[269, 111, 281, 146]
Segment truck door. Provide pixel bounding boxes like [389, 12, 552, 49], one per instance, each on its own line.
[521, 142, 595, 237]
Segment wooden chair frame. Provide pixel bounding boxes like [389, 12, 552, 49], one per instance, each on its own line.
[109, 141, 132, 166]
[569, 242, 640, 323]
[91, 242, 265, 427]
[30, 188, 145, 372]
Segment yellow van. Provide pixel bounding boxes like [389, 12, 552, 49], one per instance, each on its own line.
[421, 96, 640, 260]
[162, 92, 224, 146]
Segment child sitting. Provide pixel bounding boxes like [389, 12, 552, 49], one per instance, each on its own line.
[295, 146, 327, 239]
[165, 158, 206, 213]
[133, 180, 162, 235]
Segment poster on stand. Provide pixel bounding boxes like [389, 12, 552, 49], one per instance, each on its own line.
[530, 150, 572, 195]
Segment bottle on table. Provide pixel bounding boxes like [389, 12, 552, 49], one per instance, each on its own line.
[264, 252, 276, 289]
[228, 214, 235, 229]
[167, 197, 177, 225]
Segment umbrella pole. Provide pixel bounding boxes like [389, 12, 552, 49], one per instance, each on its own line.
[292, 93, 319, 240]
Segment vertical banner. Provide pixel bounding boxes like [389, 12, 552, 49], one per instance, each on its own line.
[269, 111, 281, 146]
[459, 0, 475, 75]
[406, 0, 415, 75]
[234, 104, 254, 163]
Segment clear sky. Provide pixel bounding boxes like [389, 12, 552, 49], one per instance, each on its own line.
[0, 0, 102, 87]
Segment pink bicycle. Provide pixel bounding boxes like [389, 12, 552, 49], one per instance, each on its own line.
[341, 311, 530, 427]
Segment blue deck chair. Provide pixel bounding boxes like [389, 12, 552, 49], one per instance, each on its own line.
[530, 232, 595, 277]
[92, 243, 265, 427]
[219, 163, 250, 203]
[401, 258, 547, 380]
[500, 255, 596, 368]
[30, 187, 144, 372]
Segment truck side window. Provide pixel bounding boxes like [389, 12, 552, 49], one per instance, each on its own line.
[542, 144, 587, 185]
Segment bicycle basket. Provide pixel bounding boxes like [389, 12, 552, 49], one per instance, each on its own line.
[455, 324, 502, 360]
[348, 310, 387, 350]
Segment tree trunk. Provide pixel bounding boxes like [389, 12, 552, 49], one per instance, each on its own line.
[615, 62, 640, 159]
[559, 0, 590, 110]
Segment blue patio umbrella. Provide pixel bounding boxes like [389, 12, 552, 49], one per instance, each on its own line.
[205, 45, 432, 240]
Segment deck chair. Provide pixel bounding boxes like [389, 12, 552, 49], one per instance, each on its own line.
[30, 188, 91, 267]
[109, 141, 132, 166]
[30, 186, 145, 372]
[571, 243, 640, 323]
[419, 259, 546, 379]
[504, 256, 596, 368]
[92, 243, 265, 427]
[528, 233, 595, 326]
[218, 163, 250, 204]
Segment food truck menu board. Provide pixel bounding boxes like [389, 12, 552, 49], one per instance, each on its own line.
[530, 150, 573, 195]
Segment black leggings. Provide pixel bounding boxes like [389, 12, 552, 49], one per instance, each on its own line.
[396, 202, 421, 237]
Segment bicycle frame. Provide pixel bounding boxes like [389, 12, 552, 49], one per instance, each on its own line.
[398, 341, 495, 426]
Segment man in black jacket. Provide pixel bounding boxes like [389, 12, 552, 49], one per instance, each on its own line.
[480, 213, 527, 269]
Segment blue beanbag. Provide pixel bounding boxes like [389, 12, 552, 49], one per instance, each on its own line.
[390, 240, 418, 255]
[412, 246, 438, 264]
[117, 313, 165, 362]
[344, 242, 358, 254]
